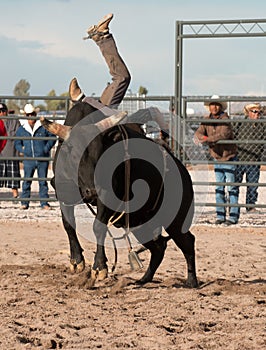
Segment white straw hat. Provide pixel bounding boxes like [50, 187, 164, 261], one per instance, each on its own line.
[243, 103, 262, 116]
[204, 95, 227, 111]
[23, 103, 40, 114]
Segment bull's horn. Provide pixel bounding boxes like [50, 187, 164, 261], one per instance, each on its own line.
[95, 111, 128, 132]
[40, 117, 72, 140]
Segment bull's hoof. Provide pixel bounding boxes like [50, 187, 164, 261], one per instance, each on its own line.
[135, 268, 154, 285]
[90, 268, 108, 281]
[98, 268, 108, 281]
[90, 269, 97, 280]
[136, 276, 152, 285]
[69, 259, 85, 273]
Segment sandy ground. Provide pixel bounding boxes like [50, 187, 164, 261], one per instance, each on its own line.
[0, 204, 265, 349]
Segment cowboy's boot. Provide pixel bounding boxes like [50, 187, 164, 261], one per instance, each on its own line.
[83, 13, 113, 41]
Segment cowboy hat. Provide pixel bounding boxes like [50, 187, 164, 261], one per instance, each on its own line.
[204, 95, 228, 111]
[23, 103, 40, 114]
[243, 103, 262, 116]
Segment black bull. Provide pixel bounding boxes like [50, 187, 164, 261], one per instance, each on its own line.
[41, 107, 198, 288]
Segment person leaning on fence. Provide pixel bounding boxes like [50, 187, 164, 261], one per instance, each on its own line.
[14, 104, 56, 210]
[234, 103, 266, 214]
[194, 95, 239, 225]
[0, 103, 21, 199]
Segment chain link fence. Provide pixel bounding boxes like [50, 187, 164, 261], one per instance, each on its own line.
[179, 97, 266, 225]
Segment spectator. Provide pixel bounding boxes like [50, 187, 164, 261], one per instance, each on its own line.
[0, 105, 7, 153]
[14, 104, 56, 210]
[194, 95, 238, 225]
[235, 102, 266, 213]
[0, 104, 21, 198]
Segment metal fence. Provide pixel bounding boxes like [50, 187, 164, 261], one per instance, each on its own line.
[0, 95, 174, 206]
[0, 95, 266, 222]
[181, 116, 266, 211]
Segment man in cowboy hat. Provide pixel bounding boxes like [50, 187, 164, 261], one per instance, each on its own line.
[14, 103, 56, 210]
[235, 102, 265, 213]
[194, 95, 238, 225]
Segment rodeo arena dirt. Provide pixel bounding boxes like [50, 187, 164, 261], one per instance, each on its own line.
[0, 167, 265, 350]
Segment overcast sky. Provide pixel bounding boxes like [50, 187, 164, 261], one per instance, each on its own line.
[1, 0, 266, 98]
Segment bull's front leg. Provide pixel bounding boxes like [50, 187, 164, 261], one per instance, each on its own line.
[90, 217, 108, 282]
[60, 203, 85, 273]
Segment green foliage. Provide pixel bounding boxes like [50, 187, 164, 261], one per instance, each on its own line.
[46, 90, 59, 112]
[36, 103, 46, 111]
[44, 90, 69, 112]
[14, 79, 30, 97]
[57, 92, 69, 111]
[4, 79, 70, 114]
[4, 79, 150, 115]
[7, 79, 31, 114]
[138, 86, 148, 96]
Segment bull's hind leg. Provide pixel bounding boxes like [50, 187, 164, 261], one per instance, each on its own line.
[136, 234, 168, 284]
[61, 204, 85, 273]
[167, 229, 198, 288]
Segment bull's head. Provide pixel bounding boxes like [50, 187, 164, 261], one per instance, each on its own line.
[40, 111, 128, 140]
[40, 111, 128, 203]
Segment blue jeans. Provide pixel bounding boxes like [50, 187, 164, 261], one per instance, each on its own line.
[236, 164, 260, 210]
[21, 160, 50, 208]
[214, 157, 239, 223]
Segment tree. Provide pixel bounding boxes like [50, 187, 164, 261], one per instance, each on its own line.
[7, 79, 31, 113]
[5, 80, 69, 114]
[57, 92, 69, 111]
[44, 90, 69, 112]
[36, 103, 46, 111]
[46, 90, 60, 112]
[138, 86, 148, 96]
[14, 79, 30, 97]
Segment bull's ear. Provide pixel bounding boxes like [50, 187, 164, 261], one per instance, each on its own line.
[95, 111, 127, 132]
